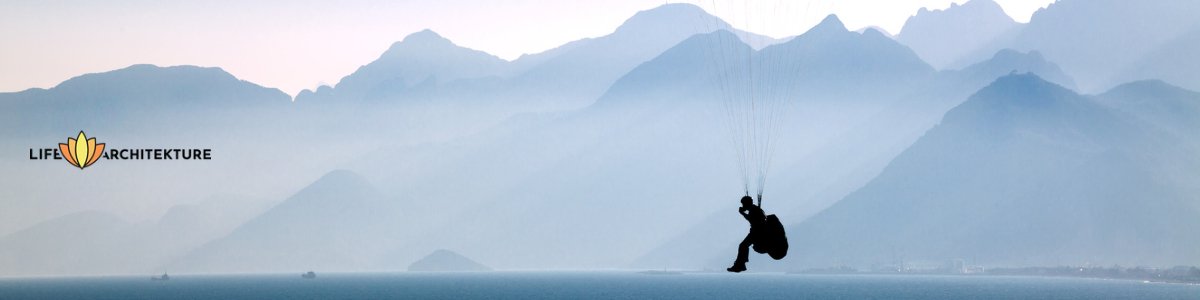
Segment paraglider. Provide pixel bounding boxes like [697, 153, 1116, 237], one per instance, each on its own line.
[686, 0, 820, 272]
[728, 195, 787, 272]
[727, 195, 789, 273]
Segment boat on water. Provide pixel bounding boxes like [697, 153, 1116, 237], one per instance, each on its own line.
[151, 273, 169, 281]
[301, 271, 316, 279]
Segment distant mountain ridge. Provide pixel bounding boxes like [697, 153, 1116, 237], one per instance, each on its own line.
[949, 0, 1200, 91]
[897, 0, 1019, 69]
[0, 64, 291, 140]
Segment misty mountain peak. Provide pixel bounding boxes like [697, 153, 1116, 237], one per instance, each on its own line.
[976, 73, 1069, 105]
[915, 0, 1006, 18]
[34, 63, 292, 109]
[962, 0, 1004, 11]
[401, 29, 449, 44]
[615, 3, 725, 34]
[1106, 79, 1187, 96]
[1100, 79, 1199, 110]
[897, 0, 1017, 69]
[812, 14, 848, 34]
[945, 73, 1091, 126]
[318, 28, 508, 102]
[956, 48, 1077, 90]
[278, 169, 381, 207]
[860, 27, 890, 40]
[772, 12, 930, 76]
[382, 29, 458, 56]
[992, 48, 1043, 61]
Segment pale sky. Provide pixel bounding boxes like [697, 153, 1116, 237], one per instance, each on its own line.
[0, 0, 1055, 96]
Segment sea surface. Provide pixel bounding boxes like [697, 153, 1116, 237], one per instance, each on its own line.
[0, 272, 1196, 299]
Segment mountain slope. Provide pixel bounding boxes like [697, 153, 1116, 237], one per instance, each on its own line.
[167, 170, 409, 273]
[0, 194, 268, 276]
[777, 74, 1200, 270]
[0, 211, 137, 276]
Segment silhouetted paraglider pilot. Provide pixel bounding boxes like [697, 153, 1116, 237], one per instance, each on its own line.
[728, 195, 789, 273]
[729, 196, 763, 272]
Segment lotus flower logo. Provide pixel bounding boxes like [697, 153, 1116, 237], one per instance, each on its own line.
[58, 131, 105, 169]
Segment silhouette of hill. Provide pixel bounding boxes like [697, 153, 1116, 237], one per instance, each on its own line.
[897, 0, 1019, 69]
[407, 249, 491, 272]
[776, 74, 1200, 270]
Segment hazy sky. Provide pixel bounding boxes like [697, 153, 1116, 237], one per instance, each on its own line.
[0, 0, 1055, 96]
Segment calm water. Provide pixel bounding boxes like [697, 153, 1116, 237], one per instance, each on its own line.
[0, 272, 1196, 299]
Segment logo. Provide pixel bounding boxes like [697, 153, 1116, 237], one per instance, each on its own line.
[59, 131, 105, 169]
[29, 131, 213, 169]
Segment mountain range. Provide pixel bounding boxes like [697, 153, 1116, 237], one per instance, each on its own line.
[1, 1, 1197, 275]
[291, 3, 776, 144]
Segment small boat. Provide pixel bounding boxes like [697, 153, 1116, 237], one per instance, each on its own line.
[301, 271, 316, 279]
[151, 273, 170, 281]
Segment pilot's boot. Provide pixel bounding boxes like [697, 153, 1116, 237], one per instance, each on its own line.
[726, 262, 747, 273]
